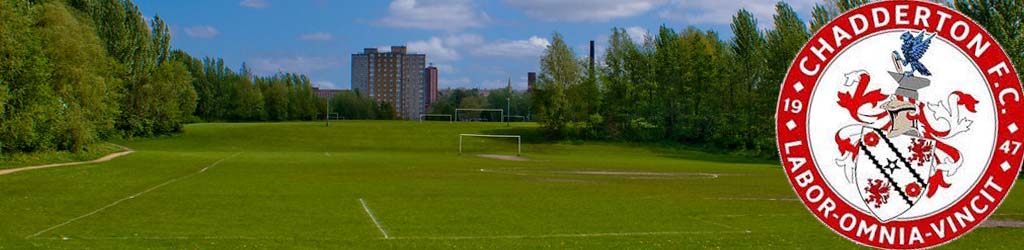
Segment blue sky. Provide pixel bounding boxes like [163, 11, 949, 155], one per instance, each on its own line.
[135, 0, 818, 90]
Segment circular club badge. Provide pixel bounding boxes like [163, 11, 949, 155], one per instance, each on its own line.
[776, 1, 1023, 248]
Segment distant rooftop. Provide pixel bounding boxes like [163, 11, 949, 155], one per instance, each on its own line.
[360, 46, 416, 55]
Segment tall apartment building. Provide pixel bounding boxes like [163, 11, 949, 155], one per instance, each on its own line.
[424, 65, 438, 112]
[351, 46, 426, 119]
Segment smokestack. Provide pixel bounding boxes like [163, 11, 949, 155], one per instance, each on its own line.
[589, 40, 595, 72]
[527, 72, 536, 93]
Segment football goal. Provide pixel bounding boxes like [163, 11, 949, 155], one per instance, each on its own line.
[459, 134, 521, 156]
[419, 114, 453, 122]
[316, 113, 343, 120]
[455, 109, 504, 122]
[504, 115, 527, 122]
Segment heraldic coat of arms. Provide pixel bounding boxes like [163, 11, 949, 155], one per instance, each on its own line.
[833, 30, 978, 222]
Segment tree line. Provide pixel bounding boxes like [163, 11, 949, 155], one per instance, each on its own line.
[427, 88, 532, 121]
[174, 56, 322, 122]
[0, 0, 323, 154]
[327, 90, 396, 120]
[531, 0, 1024, 157]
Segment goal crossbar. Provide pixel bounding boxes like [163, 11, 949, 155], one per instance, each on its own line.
[454, 109, 504, 122]
[459, 134, 521, 156]
[419, 114, 453, 122]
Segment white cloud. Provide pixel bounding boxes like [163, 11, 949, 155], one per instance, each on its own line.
[625, 26, 649, 44]
[299, 32, 333, 41]
[249, 56, 338, 75]
[184, 26, 220, 38]
[407, 37, 461, 62]
[472, 36, 550, 58]
[379, 0, 490, 32]
[444, 34, 484, 47]
[431, 63, 457, 74]
[314, 80, 339, 89]
[407, 33, 486, 62]
[505, 0, 664, 22]
[239, 0, 269, 9]
[658, 0, 817, 28]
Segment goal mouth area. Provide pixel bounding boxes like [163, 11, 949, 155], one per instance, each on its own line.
[454, 109, 504, 122]
[419, 114, 453, 122]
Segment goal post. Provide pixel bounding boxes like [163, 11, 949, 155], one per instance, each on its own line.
[455, 109, 503, 123]
[459, 134, 521, 156]
[419, 114, 453, 122]
[316, 113, 344, 120]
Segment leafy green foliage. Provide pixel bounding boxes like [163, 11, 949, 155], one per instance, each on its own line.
[533, 33, 579, 138]
[0, 0, 323, 154]
[35, 2, 123, 151]
[528, 3, 816, 156]
[327, 90, 395, 120]
[0, 0, 59, 152]
[956, 0, 1024, 81]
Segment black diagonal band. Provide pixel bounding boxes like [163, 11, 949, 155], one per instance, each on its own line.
[860, 142, 914, 206]
[873, 128, 928, 188]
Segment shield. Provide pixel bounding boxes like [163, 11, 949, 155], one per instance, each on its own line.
[855, 128, 935, 222]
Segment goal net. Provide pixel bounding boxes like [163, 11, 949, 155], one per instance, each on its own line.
[455, 109, 504, 122]
[504, 115, 527, 122]
[459, 134, 521, 156]
[318, 113, 343, 120]
[419, 114, 453, 122]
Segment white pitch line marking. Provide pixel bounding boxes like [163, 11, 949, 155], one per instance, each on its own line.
[25, 152, 242, 239]
[33, 235, 298, 241]
[31, 230, 753, 241]
[359, 198, 390, 239]
[388, 230, 752, 240]
[704, 197, 798, 200]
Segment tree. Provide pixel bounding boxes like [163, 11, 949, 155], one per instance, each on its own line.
[35, 2, 124, 151]
[762, 2, 809, 151]
[264, 79, 290, 121]
[653, 25, 684, 139]
[956, 0, 1024, 82]
[600, 28, 637, 137]
[129, 61, 196, 135]
[533, 33, 580, 137]
[810, 0, 871, 32]
[1, 0, 61, 152]
[730, 9, 768, 150]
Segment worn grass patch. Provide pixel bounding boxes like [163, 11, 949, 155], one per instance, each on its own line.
[0, 143, 124, 170]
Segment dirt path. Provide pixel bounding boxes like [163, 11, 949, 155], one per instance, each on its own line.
[0, 145, 134, 176]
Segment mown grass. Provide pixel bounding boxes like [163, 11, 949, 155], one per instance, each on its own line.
[0, 143, 125, 170]
[0, 121, 1020, 249]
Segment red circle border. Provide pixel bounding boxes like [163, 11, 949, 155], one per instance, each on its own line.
[775, 1, 1024, 249]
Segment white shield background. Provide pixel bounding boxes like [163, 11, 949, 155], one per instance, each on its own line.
[855, 129, 934, 222]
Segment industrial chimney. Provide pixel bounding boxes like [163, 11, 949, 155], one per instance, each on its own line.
[589, 40, 595, 72]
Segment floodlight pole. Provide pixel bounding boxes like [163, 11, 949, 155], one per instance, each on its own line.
[506, 96, 511, 127]
[506, 77, 511, 127]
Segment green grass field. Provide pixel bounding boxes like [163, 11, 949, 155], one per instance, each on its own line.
[1, 121, 1022, 249]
